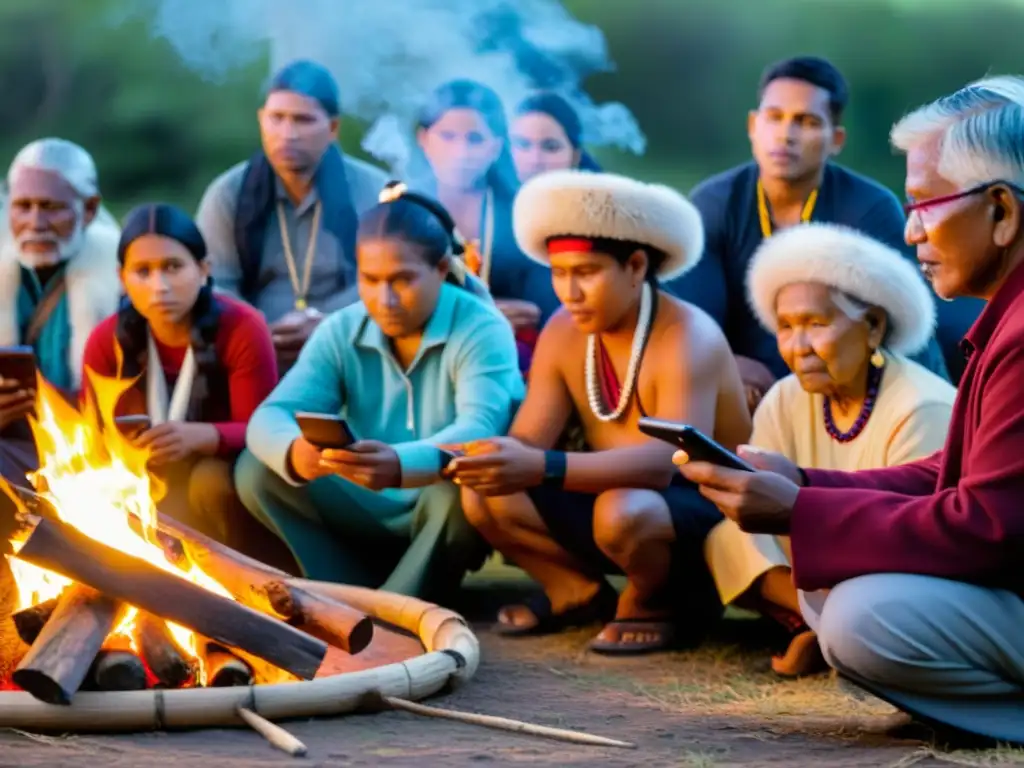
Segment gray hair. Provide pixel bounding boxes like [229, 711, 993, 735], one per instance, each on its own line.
[830, 289, 891, 344]
[7, 138, 99, 198]
[890, 75, 1024, 189]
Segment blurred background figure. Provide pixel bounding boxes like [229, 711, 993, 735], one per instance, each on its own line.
[410, 80, 559, 371]
[510, 92, 601, 183]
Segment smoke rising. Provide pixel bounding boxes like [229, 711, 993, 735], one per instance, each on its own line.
[111, 0, 646, 170]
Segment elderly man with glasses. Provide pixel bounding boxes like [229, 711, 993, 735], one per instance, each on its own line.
[678, 76, 1024, 745]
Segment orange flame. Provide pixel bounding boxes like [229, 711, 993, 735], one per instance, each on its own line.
[5, 368, 235, 684]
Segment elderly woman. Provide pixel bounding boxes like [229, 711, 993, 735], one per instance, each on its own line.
[704, 222, 956, 676]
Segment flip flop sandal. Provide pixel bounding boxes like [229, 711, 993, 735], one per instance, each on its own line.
[494, 582, 618, 637]
[771, 629, 829, 678]
[586, 618, 677, 655]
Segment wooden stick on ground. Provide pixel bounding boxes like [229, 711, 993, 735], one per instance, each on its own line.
[13, 515, 328, 681]
[237, 706, 307, 757]
[11, 584, 127, 705]
[377, 695, 636, 749]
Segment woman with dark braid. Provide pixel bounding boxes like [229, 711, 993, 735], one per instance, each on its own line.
[81, 203, 280, 554]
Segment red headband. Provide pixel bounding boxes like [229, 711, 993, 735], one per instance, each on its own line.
[546, 237, 594, 254]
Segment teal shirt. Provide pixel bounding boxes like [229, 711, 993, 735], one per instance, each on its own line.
[16, 265, 73, 392]
[246, 282, 524, 500]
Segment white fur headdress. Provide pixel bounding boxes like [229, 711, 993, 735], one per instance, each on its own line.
[512, 170, 705, 281]
[746, 223, 936, 355]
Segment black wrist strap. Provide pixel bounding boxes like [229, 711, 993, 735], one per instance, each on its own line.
[542, 450, 567, 488]
[797, 467, 810, 486]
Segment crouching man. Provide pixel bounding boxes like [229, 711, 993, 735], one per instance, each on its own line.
[235, 183, 524, 601]
[450, 171, 751, 653]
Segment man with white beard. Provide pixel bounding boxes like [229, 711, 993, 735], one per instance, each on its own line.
[0, 138, 121, 484]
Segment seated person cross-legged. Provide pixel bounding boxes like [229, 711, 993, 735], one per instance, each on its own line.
[82, 204, 281, 556]
[451, 171, 751, 654]
[235, 183, 523, 602]
[703, 223, 955, 677]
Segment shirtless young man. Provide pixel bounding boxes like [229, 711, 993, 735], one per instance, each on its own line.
[449, 171, 751, 654]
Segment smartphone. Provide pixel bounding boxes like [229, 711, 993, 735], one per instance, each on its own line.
[637, 417, 755, 472]
[438, 448, 464, 478]
[0, 346, 37, 389]
[114, 414, 152, 438]
[295, 412, 356, 450]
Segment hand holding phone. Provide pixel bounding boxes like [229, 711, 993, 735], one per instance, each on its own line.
[438, 447, 465, 478]
[0, 346, 37, 431]
[637, 417, 755, 472]
[295, 412, 356, 450]
[0, 346, 37, 391]
[114, 414, 152, 440]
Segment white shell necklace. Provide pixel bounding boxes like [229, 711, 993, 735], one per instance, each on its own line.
[585, 281, 654, 422]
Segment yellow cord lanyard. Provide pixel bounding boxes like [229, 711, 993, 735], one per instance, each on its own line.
[756, 179, 818, 238]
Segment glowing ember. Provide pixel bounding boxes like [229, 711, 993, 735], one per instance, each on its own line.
[5, 368, 236, 685]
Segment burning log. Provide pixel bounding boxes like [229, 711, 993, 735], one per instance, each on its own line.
[203, 642, 253, 687]
[11, 584, 127, 705]
[14, 515, 328, 682]
[145, 516, 374, 654]
[135, 613, 195, 689]
[89, 651, 146, 692]
[12, 597, 58, 645]
[261, 580, 374, 654]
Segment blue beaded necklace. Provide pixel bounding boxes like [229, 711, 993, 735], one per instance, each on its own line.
[823, 363, 884, 443]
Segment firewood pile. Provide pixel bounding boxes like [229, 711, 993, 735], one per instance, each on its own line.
[2, 494, 373, 706]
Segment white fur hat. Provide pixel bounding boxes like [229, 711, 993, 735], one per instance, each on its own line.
[747, 223, 936, 355]
[512, 170, 705, 281]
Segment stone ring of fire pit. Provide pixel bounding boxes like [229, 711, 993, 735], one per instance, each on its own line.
[0, 582, 479, 733]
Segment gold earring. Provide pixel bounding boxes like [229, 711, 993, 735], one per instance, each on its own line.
[870, 349, 885, 369]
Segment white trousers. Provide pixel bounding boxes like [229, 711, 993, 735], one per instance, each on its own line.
[803, 573, 1024, 744]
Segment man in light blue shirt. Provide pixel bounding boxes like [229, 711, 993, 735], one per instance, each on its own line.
[235, 184, 523, 600]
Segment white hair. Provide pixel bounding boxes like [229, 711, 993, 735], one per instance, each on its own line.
[890, 75, 1024, 189]
[7, 137, 100, 198]
[830, 289, 891, 344]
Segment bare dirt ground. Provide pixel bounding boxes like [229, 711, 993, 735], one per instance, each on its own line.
[0, 568, 1021, 767]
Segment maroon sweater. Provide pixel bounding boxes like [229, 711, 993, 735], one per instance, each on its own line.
[82, 294, 278, 457]
[790, 261, 1024, 596]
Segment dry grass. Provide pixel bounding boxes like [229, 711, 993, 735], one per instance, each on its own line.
[890, 745, 1024, 767]
[469, 565, 1021, 765]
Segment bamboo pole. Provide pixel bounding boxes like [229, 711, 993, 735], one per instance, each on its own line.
[237, 707, 307, 757]
[377, 695, 637, 749]
[0, 585, 477, 733]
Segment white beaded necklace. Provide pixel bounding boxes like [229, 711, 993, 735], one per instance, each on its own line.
[585, 282, 654, 422]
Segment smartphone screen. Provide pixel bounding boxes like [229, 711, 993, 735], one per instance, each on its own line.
[637, 417, 754, 472]
[295, 412, 355, 450]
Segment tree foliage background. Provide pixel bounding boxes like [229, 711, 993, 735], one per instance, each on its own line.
[0, 0, 1019, 217]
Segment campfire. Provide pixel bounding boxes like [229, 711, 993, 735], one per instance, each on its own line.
[2, 370, 373, 706]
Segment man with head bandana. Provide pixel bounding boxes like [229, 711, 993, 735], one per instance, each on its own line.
[196, 59, 388, 370]
[450, 170, 751, 655]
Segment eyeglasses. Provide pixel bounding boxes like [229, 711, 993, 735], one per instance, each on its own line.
[903, 180, 1024, 217]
